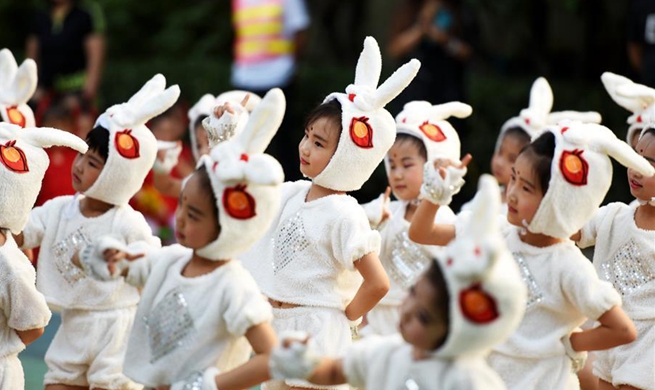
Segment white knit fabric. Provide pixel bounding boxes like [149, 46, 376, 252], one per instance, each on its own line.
[342, 334, 506, 390]
[313, 37, 420, 192]
[0, 354, 24, 390]
[0, 49, 37, 128]
[88, 74, 180, 205]
[122, 245, 272, 388]
[21, 195, 161, 311]
[601, 72, 655, 144]
[241, 180, 380, 309]
[578, 202, 655, 389]
[0, 232, 51, 358]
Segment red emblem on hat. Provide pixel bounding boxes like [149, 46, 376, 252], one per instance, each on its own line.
[223, 184, 256, 220]
[6, 106, 26, 128]
[560, 149, 588, 186]
[419, 121, 446, 142]
[0, 140, 29, 173]
[460, 283, 499, 324]
[115, 130, 140, 159]
[350, 116, 373, 149]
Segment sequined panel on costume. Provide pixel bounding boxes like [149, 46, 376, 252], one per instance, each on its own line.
[388, 231, 432, 289]
[52, 226, 92, 285]
[272, 211, 309, 275]
[145, 288, 195, 363]
[179, 371, 203, 390]
[401, 377, 421, 390]
[512, 252, 543, 309]
[601, 239, 655, 296]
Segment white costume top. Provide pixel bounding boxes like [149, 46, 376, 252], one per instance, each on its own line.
[375, 200, 455, 305]
[0, 232, 51, 358]
[123, 245, 273, 387]
[578, 202, 655, 320]
[342, 335, 506, 390]
[21, 195, 160, 311]
[242, 180, 380, 308]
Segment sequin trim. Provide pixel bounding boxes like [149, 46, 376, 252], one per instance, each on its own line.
[601, 239, 655, 296]
[272, 211, 309, 275]
[52, 227, 92, 285]
[387, 231, 431, 289]
[512, 252, 543, 309]
[145, 288, 195, 363]
[179, 371, 203, 390]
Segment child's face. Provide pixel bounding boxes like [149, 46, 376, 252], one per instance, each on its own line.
[174, 173, 220, 250]
[506, 153, 544, 228]
[386, 140, 426, 201]
[491, 134, 524, 186]
[71, 149, 105, 193]
[195, 123, 209, 158]
[298, 117, 339, 179]
[398, 274, 448, 351]
[628, 132, 655, 201]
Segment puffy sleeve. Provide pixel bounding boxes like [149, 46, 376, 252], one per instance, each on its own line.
[577, 203, 616, 249]
[20, 197, 63, 250]
[2, 262, 51, 331]
[330, 205, 381, 270]
[223, 266, 273, 336]
[120, 208, 162, 249]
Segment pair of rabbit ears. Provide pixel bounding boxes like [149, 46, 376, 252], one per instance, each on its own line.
[103, 74, 180, 129]
[399, 101, 472, 122]
[517, 77, 553, 126]
[0, 123, 88, 154]
[346, 37, 421, 110]
[601, 72, 655, 114]
[0, 49, 37, 106]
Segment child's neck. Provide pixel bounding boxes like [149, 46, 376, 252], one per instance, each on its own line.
[79, 196, 114, 217]
[183, 252, 229, 277]
[635, 203, 655, 231]
[404, 201, 418, 222]
[306, 182, 344, 202]
[518, 229, 564, 248]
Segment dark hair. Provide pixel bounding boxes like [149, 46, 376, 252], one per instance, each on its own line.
[395, 133, 428, 161]
[195, 165, 219, 222]
[193, 114, 208, 131]
[502, 126, 531, 148]
[518, 131, 556, 194]
[304, 99, 342, 135]
[85, 125, 110, 162]
[425, 260, 450, 350]
[641, 127, 655, 139]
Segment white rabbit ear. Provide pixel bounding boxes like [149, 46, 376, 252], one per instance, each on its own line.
[353, 36, 382, 89]
[616, 83, 655, 108]
[127, 74, 167, 107]
[527, 77, 553, 118]
[467, 174, 501, 240]
[548, 111, 601, 125]
[430, 102, 472, 121]
[374, 58, 421, 109]
[21, 127, 89, 154]
[0, 49, 18, 89]
[235, 88, 286, 155]
[590, 124, 655, 177]
[132, 84, 181, 126]
[601, 72, 644, 113]
[6, 59, 38, 105]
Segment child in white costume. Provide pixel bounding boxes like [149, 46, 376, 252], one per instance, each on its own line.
[573, 127, 655, 390]
[0, 123, 87, 389]
[0, 48, 37, 128]
[409, 121, 650, 390]
[360, 100, 471, 336]
[16, 74, 179, 390]
[238, 36, 419, 390]
[84, 88, 286, 390]
[268, 175, 527, 390]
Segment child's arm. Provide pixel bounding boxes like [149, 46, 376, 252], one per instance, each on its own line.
[15, 328, 45, 346]
[346, 253, 390, 321]
[408, 199, 456, 246]
[569, 305, 637, 351]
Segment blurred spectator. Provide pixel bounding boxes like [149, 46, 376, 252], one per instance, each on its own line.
[627, 0, 655, 88]
[25, 0, 105, 132]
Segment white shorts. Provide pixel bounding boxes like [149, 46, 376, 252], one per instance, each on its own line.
[263, 306, 351, 390]
[44, 306, 142, 390]
[488, 351, 579, 390]
[360, 303, 400, 337]
[0, 354, 24, 390]
[593, 319, 655, 390]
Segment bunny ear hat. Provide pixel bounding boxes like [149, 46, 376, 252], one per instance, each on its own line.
[601, 72, 655, 145]
[188, 90, 262, 160]
[433, 175, 526, 358]
[195, 88, 285, 261]
[0, 49, 37, 128]
[0, 123, 88, 234]
[392, 100, 472, 167]
[528, 121, 655, 239]
[496, 77, 553, 151]
[313, 37, 421, 192]
[90, 74, 180, 205]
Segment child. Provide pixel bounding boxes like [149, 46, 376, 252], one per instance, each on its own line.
[361, 100, 471, 336]
[573, 127, 655, 390]
[15, 74, 179, 390]
[268, 175, 527, 390]
[0, 48, 37, 128]
[83, 88, 286, 390]
[237, 36, 419, 390]
[409, 121, 650, 390]
[0, 123, 87, 389]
